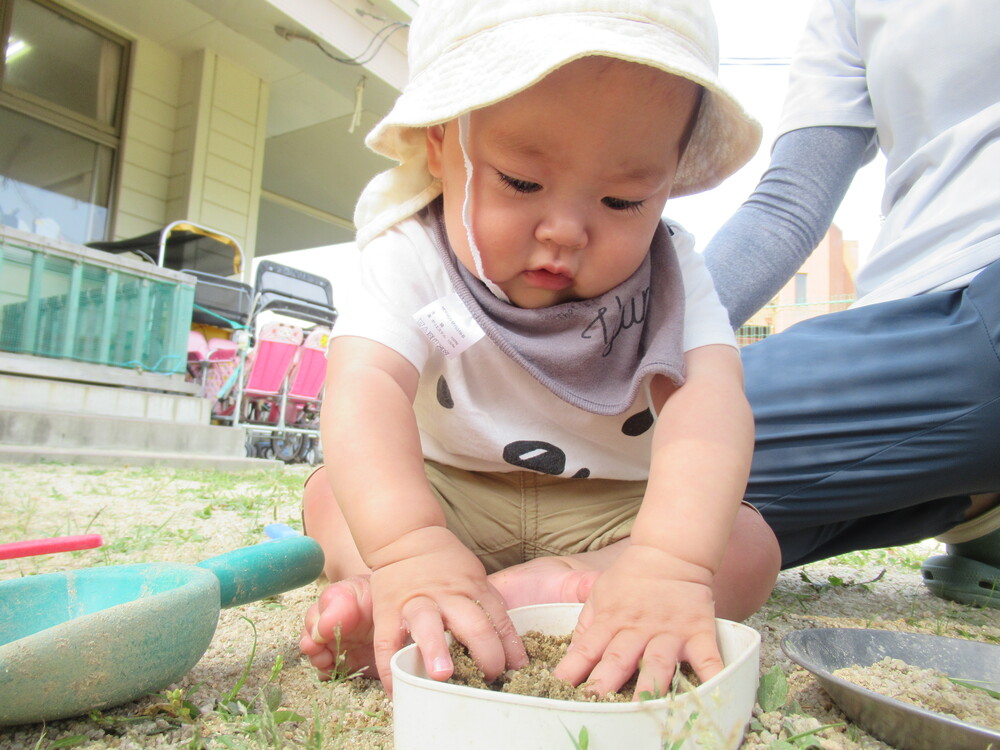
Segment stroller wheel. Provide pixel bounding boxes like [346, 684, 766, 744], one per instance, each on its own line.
[271, 432, 306, 464]
[302, 438, 321, 465]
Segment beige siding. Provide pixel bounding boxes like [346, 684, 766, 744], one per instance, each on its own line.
[203, 177, 251, 216]
[115, 41, 183, 239]
[206, 154, 252, 191]
[164, 51, 268, 262]
[64, 5, 270, 263]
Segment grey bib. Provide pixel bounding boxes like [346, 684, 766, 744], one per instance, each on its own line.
[426, 200, 686, 416]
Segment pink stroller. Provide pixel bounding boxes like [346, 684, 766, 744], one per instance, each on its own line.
[240, 321, 304, 424]
[283, 326, 331, 427]
[219, 261, 337, 463]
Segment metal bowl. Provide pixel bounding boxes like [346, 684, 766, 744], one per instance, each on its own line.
[781, 628, 1000, 750]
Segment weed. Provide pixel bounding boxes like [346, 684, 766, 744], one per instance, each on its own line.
[798, 566, 885, 593]
[757, 665, 789, 713]
[566, 725, 589, 749]
[662, 711, 701, 750]
[769, 721, 846, 749]
[46, 735, 89, 749]
[947, 677, 1000, 699]
[142, 688, 201, 723]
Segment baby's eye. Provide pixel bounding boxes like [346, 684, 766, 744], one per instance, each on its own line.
[602, 196, 645, 213]
[497, 172, 541, 194]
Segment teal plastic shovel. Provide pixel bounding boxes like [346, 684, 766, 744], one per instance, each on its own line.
[0, 535, 323, 726]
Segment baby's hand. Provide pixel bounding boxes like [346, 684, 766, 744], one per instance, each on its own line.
[553, 544, 720, 699]
[368, 526, 527, 694]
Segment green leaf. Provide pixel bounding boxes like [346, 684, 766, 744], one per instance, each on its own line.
[49, 737, 89, 749]
[265, 685, 283, 712]
[564, 726, 589, 750]
[785, 722, 846, 747]
[272, 710, 307, 724]
[948, 677, 1000, 699]
[758, 665, 789, 712]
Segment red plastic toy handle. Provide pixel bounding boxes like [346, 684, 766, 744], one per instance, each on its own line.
[0, 534, 104, 560]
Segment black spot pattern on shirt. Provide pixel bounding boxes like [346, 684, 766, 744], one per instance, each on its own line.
[436, 375, 454, 409]
[622, 408, 654, 437]
[571, 468, 591, 479]
[502, 440, 566, 475]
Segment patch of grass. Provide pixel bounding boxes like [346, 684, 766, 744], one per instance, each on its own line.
[827, 545, 930, 571]
[798, 567, 886, 593]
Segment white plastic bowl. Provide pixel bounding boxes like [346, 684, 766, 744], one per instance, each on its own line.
[391, 603, 761, 750]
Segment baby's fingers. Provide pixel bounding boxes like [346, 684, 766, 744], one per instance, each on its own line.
[552, 610, 612, 689]
[632, 633, 682, 699]
[683, 629, 725, 685]
[444, 597, 517, 682]
[486, 587, 529, 672]
[395, 595, 453, 686]
[579, 630, 649, 697]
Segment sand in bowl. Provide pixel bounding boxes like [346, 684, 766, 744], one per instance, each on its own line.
[448, 632, 700, 702]
[834, 657, 1000, 731]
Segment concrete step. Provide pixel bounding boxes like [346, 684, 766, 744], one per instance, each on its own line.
[0, 407, 246, 456]
[0, 351, 198, 395]
[0, 373, 211, 424]
[0, 444, 277, 471]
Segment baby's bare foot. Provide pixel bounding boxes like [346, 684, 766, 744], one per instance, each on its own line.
[299, 575, 376, 680]
[489, 556, 600, 610]
[490, 542, 632, 609]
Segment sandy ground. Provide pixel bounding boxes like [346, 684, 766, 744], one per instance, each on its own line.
[1, 463, 997, 750]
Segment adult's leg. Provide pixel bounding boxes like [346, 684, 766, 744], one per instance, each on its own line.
[742, 260, 1000, 569]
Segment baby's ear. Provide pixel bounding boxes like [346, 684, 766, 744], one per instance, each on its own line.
[426, 124, 446, 178]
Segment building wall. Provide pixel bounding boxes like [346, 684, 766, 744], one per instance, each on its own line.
[739, 224, 856, 345]
[59, 2, 269, 269]
[168, 51, 268, 263]
[114, 41, 182, 240]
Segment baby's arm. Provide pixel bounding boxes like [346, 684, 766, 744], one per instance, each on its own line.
[322, 335, 525, 692]
[553, 343, 752, 697]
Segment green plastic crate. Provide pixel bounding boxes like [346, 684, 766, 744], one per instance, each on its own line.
[0, 233, 194, 374]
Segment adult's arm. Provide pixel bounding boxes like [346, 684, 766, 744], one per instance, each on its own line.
[703, 125, 877, 328]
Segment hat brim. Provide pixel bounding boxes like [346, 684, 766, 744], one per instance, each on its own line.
[366, 13, 761, 196]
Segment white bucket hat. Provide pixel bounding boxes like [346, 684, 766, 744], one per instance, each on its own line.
[354, 0, 762, 249]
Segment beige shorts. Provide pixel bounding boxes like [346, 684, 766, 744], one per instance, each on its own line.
[423, 460, 645, 574]
[306, 460, 645, 574]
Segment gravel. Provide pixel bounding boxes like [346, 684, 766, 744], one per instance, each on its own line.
[1, 463, 997, 750]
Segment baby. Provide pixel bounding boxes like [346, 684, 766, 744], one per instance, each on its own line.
[300, 0, 781, 699]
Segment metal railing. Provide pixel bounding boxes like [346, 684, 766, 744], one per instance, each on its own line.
[737, 296, 855, 347]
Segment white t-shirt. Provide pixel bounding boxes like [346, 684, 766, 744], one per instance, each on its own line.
[779, 0, 1000, 306]
[332, 210, 735, 480]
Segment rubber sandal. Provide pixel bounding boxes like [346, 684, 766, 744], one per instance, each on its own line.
[920, 553, 1000, 609]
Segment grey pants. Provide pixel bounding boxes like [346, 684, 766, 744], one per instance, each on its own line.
[742, 259, 1000, 568]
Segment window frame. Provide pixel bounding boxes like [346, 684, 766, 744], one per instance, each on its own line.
[794, 272, 808, 305]
[0, 0, 131, 240]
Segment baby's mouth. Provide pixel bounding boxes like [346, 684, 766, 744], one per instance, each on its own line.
[522, 267, 575, 291]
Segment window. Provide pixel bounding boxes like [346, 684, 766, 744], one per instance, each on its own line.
[0, 0, 129, 244]
[794, 272, 808, 304]
[736, 324, 771, 346]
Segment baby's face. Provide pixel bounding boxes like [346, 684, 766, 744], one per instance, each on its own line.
[426, 57, 700, 309]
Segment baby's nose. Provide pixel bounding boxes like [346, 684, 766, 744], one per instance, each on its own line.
[536, 206, 588, 251]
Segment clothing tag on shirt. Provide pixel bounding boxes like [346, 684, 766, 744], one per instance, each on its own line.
[414, 292, 485, 359]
